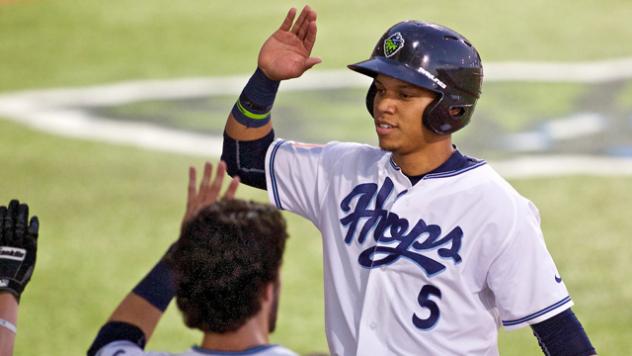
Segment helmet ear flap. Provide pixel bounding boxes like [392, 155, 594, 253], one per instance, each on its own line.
[422, 99, 442, 134]
[366, 81, 377, 118]
[422, 96, 474, 135]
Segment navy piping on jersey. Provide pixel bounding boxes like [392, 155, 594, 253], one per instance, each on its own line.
[390, 149, 485, 185]
[389, 158, 401, 171]
[424, 160, 487, 179]
[502, 296, 572, 327]
[192, 344, 280, 355]
[269, 140, 285, 210]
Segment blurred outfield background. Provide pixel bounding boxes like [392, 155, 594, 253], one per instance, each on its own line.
[1, 0, 632, 355]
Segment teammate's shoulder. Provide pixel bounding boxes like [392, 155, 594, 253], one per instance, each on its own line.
[264, 345, 300, 356]
[94, 340, 174, 356]
[192, 344, 298, 356]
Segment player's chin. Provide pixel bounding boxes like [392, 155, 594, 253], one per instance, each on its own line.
[377, 139, 398, 152]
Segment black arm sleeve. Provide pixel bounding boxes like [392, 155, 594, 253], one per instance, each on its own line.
[531, 308, 596, 356]
[221, 130, 274, 190]
[87, 321, 146, 356]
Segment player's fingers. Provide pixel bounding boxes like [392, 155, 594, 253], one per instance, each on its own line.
[199, 161, 213, 194]
[186, 166, 197, 211]
[4, 200, 19, 244]
[304, 21, 318, 53]
[0, 206, 7, 241]
[28, 216, 39, 243]
[279, 7, 297, 32]
[297, 9, 316, 41]
[296, 18, 308, 41]
[14, 203, 28, 245]
[290, 5, 309, 35]
[24, 215, 39, 255]
[304, 57, 322, 70]
[188, 166, 197, 195]
[207, 161, 226, 202]
[223, 176, 240, 200]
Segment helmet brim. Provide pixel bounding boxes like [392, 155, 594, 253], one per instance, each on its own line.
[348, 57, 443, 94]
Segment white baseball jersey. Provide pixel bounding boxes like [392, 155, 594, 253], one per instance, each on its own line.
[265, 140, 572, 356]
[95, 341, 298, 356]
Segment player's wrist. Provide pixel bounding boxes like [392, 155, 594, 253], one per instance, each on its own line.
[231, 68, 280, 128]
[0, 285, 22, 304]
[257, 66, 277, 82]
[0, 291, 18, 307]
[0, 291, 18, 335]
[0, 319, 16, 334]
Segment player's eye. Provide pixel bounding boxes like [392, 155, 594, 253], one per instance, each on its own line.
[375, 87, 386, 96]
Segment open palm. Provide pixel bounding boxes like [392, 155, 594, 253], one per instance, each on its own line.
[258, 6, 321, 80]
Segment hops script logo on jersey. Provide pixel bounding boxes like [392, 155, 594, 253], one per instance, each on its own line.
[339, 177, 463, 329]
[339, 177, 462, 274]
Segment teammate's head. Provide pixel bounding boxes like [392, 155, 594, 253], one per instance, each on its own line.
[348, 20, 483, 135]
[168, 199, 289, 334]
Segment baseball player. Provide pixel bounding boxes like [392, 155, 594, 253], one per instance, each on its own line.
[221, 6, 597, 356]
[87, 162, 297, 356]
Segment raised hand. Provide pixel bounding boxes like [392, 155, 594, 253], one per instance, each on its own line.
[182, 161, 240, 225]
[258, 6, 321, 80]
[0, 199, 39, 302]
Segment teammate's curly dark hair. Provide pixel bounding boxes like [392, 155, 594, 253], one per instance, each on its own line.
[166, 199, 288, 333]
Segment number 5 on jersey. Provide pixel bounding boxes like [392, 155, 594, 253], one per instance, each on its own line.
[413, 285, 442, 330]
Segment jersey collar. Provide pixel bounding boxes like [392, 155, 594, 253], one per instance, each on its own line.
[192, 344, 280, 355]
[388, 147, 485, 185]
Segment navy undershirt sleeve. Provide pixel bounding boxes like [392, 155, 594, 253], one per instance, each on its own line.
[531, 308, 596, 356]
[221, 130, 274, 190]
[131, 259, 175, 312]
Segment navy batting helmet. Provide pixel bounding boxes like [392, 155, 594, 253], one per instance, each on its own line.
[348, 21, 483, 135]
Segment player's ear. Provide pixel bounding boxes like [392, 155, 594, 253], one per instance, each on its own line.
[262, 282, 275, 302]
[262, 276, 281, 302]
[365, 81, 377, 118]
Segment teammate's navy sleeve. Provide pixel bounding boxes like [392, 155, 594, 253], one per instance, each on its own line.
[87, 321, 146, 356]
[221, 130, 274, 190]
[531, 308, 596, 356]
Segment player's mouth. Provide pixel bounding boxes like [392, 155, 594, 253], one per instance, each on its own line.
[375, 121, 396, 136]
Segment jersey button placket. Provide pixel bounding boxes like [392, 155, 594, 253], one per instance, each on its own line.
[356, 191, 396, 348]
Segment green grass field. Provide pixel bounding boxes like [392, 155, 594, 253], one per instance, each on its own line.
[2, 1, 632, 355]
[2, 0, 632, 92]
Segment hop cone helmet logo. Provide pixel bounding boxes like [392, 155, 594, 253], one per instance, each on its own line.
[384, 32, 405, 58]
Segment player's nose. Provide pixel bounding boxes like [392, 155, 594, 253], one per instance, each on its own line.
[374, 95, 397, 116]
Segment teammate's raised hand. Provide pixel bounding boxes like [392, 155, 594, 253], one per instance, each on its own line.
[258, 6, 321, 80]
[0, 199, 39, 302]
[183, 161, 240, 224]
